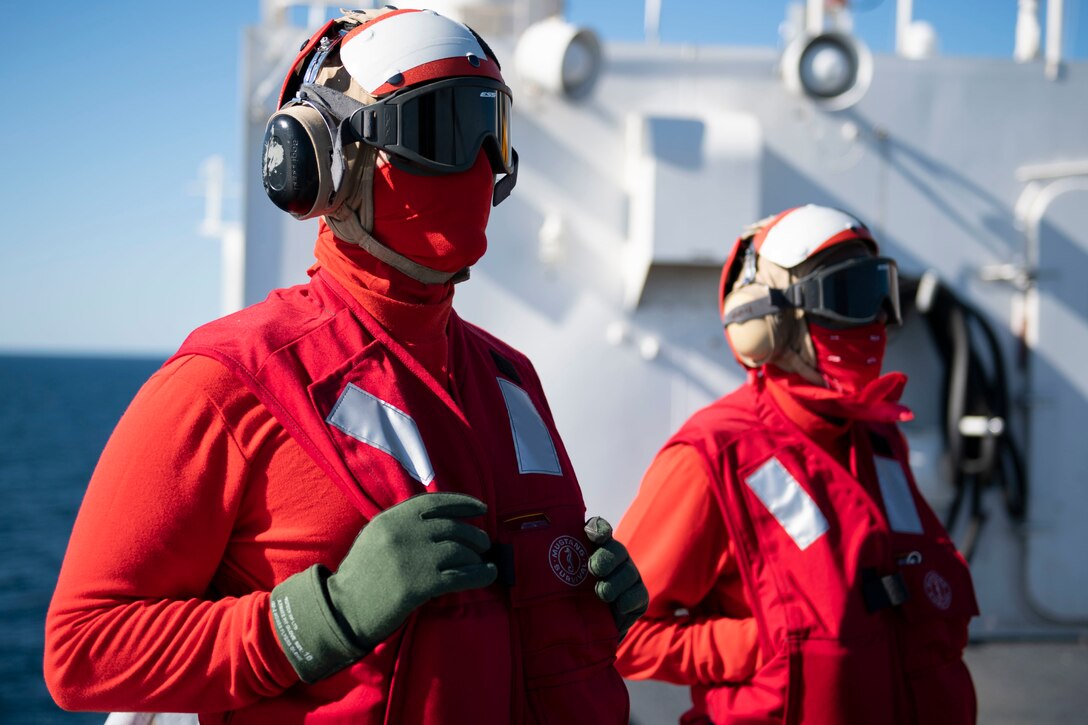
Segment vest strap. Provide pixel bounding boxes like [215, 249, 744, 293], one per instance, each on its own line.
[485, 542, 516, 586]
[490, 348, 523, 385]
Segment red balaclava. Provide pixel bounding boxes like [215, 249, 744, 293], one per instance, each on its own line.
[313, 152, 494, 384]
[371, 151, 494, 275]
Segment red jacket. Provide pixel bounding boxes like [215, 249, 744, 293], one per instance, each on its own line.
[620, 381, 977, 724]
[46, 269, 627, 723]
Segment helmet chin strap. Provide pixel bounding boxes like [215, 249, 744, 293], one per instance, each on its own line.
[771, 346, 826, 387]
[323, 145, 463, 286]
[352, 228, 464, 285]
[326, 200, 463, 284]
[769, 312, 825, 387]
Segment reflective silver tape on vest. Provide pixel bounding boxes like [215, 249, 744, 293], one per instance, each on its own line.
[497, 378, 562, 476]
[745, 457, 830, 550]
[326, 383, 436, 485]
[873, 455, 924, 535]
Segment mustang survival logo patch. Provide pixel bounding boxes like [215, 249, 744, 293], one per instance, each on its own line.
[548, 535, 589, 587]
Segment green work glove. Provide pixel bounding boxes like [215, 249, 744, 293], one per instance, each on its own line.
[270, 492, 497, 682]
[585, 516, 649, 639]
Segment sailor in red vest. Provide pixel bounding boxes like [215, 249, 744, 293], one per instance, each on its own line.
[614, 205, 978, 724]
[45, 9, 646, 723]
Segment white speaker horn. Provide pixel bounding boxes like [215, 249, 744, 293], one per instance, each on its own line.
[514, 16, 602, 100]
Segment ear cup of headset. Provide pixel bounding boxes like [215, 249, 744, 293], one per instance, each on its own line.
[262, 104, 336, 219]
[722, 284, 789, 367]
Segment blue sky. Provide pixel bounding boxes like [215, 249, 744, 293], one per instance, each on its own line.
[2, 0, 1085, 356]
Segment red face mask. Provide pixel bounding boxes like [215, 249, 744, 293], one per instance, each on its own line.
[371, 151, 494, 274]
[808, 322, 887, 394]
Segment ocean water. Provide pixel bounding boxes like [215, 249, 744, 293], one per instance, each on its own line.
[0, 354, 164, 723]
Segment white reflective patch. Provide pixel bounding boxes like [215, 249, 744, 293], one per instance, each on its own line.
[326, 383, 435, 485]
[745, 457, 829, 550]
[497, 378, 562, 476]
[873, 455, 924, 534]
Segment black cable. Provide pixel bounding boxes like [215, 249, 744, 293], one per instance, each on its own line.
[908, 272, 1028, 561]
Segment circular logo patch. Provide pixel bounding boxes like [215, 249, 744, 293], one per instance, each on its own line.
[548, 535, 589, 587]
[923, 570, 953, 611]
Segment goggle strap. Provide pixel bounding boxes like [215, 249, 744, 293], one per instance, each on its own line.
[493, 148, 519, 206]
[299, 84, 365, 124]
[786, 278, 816, 309]
[353, 106, 398, 147]
[722, 288, 790, 326]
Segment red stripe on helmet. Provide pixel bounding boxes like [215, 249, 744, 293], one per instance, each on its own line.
[807, 227, 879, 259]
[370, 57, 504, 96]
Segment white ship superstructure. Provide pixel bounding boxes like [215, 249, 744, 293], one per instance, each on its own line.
[214, 0, 1088, 667]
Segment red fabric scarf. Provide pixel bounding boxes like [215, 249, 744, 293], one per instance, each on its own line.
[765, 323, 913, 425]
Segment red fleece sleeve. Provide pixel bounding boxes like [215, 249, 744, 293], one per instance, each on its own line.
[44, 356, 300, 713]
[614, 444, 761, 685]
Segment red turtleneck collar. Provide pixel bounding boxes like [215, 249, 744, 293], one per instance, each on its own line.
[310, 220, 453, 384]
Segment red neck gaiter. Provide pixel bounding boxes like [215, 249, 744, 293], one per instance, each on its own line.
[371, 151, 494, 274]
[764, 323, 913, 426]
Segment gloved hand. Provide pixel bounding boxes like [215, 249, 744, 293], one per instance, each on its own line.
[270, 492, 497, 682]
[585, 516, 649, 639]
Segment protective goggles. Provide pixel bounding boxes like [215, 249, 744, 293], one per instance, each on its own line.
[723, 256, 901, 327]
[784, 256, 901, 326]
[299, 77, 517, 204]
[345, 77, 514, 175]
